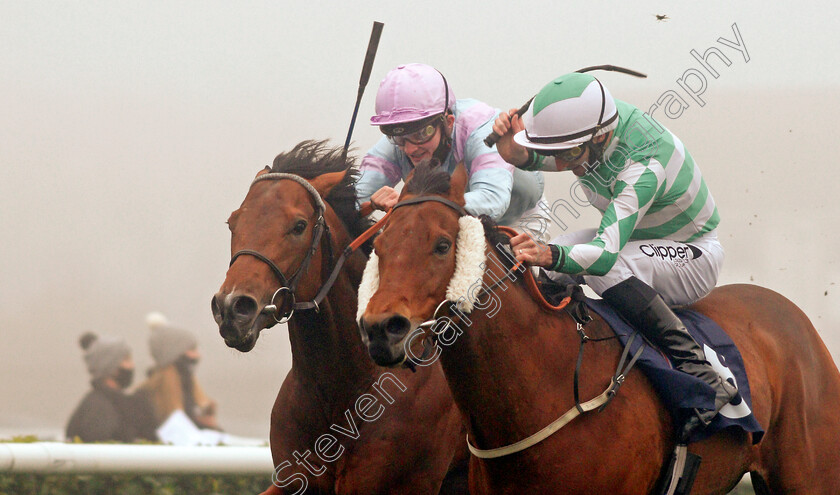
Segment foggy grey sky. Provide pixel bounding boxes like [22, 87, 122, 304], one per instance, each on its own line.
[2, 1, 839, 438]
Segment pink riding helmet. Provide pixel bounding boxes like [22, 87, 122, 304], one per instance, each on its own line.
[370, 63, 456, 126]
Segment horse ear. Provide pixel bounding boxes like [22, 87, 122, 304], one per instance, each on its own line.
[308, 169, 347, 197]
[398, 169, 418, 200]
[255, 166, 271, 178]
[449, 162, 468, 204]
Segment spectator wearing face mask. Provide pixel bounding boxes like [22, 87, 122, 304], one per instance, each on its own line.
[136, 312, 221, 431]
[65, 332, 157, 442]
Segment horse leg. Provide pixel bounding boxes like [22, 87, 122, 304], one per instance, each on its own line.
[695, 286, 840, 494]
[749, 471, 771, 495]
[747, 331, 840, 493]
[757, 387, 840, 494]
[437, 460, 469, 495]
[685, 428, 750, 495]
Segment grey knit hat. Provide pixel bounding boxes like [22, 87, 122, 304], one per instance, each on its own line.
[79, 332, 131, 381]
[147, 312, 198, 368]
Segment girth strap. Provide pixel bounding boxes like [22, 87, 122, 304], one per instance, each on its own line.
[467, 330, 644, 459]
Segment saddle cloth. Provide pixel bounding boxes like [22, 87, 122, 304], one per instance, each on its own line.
[585, 298, 765, 444]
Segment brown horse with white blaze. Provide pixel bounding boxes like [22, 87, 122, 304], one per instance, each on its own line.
[358, 162, 840, 494]
[211, 141, 467, 494]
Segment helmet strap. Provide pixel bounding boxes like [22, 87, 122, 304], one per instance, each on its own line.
[585, 130, 614, 166]
[432, 113, 453, 164]
[582, 78, 610, 166]
[431, 70, 452, 164]
[586, 138, 607, 165]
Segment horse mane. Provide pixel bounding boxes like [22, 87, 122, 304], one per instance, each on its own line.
[404, 161, 451, 196]
[405, 161, 517, 270]
[271, 140, 374, 251]
[480, 215, 518, 270]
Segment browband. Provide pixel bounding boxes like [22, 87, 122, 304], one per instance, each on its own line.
[392, 195, 467, 217]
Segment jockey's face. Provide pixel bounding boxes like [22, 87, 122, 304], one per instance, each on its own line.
[400, 114, 454, 167]
[554, 148, 591, 176]
[401, 126, 441, 166]
[552, 131, 613, 177]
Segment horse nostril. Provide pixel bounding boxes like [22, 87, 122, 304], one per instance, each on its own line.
[232, 295, 258, 320]
[383, 315, 411, 338]
[211, 295, 222, 323]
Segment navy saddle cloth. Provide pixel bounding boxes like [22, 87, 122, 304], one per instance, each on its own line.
[585, 298, 765, 444]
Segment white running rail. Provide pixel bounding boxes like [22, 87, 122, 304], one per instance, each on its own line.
[0, 443, 273, 474]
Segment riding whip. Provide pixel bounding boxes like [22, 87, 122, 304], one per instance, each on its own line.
[343, 21, 385, 157]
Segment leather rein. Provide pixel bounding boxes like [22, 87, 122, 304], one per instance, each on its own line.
[371, 196, 645, 460]
[231, 177, 643, 459]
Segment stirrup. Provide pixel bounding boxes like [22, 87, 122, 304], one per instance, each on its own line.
[659, 444, 702, 495]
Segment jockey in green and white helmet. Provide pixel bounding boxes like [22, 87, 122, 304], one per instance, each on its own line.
[517, 72, 620, 163]
[493, 72, 737, 439]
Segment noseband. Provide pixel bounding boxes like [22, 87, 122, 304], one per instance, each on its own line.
[228, 172, 333, 324]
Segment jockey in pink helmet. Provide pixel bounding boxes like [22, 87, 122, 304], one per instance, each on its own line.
[357, 63, 549, 238]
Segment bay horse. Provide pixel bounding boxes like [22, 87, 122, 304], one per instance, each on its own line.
[358, 162, 840, 494]
[211, 141, 467, 494]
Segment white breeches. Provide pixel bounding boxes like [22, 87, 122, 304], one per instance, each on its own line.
[546, 228, 724, 306]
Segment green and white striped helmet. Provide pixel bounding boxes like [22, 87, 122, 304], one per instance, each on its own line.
[514, 73, 619, 151]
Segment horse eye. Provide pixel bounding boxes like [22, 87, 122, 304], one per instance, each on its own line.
[291, 220, 307, 235]
[434, 238, 452, 255]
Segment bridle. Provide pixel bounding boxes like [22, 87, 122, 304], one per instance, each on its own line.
[228, 172, 335, 324]
[227, 170, 414, 325]
[385, 197, 571, 326]
[228, 172, 558, 328]
[365, 193, 577, 370]
[371, 194, 644, 461]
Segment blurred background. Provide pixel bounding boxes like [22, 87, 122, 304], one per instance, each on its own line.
[1, 1, 837, 440]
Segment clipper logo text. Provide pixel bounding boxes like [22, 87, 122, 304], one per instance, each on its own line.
[639, 244, 703, 267]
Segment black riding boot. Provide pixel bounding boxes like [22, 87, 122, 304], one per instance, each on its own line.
[601, 277, 737, 440]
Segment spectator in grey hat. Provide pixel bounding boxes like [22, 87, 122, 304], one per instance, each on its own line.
[65, 332, 157, 442]
[137, 312, 221, 431]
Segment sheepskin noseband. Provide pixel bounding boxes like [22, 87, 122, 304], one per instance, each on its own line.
[357, 215, 486, 321]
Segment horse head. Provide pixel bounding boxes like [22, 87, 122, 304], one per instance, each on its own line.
[212, 141, 366, 352]
[359, 162, 471, 366]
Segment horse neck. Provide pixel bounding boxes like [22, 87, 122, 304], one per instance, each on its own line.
[437, 244, 583, 446]
[286, 218, 376, 392]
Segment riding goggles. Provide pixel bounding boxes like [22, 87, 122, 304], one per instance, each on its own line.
[385, 123, 439, 147]
[534, 144, 586, 162]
